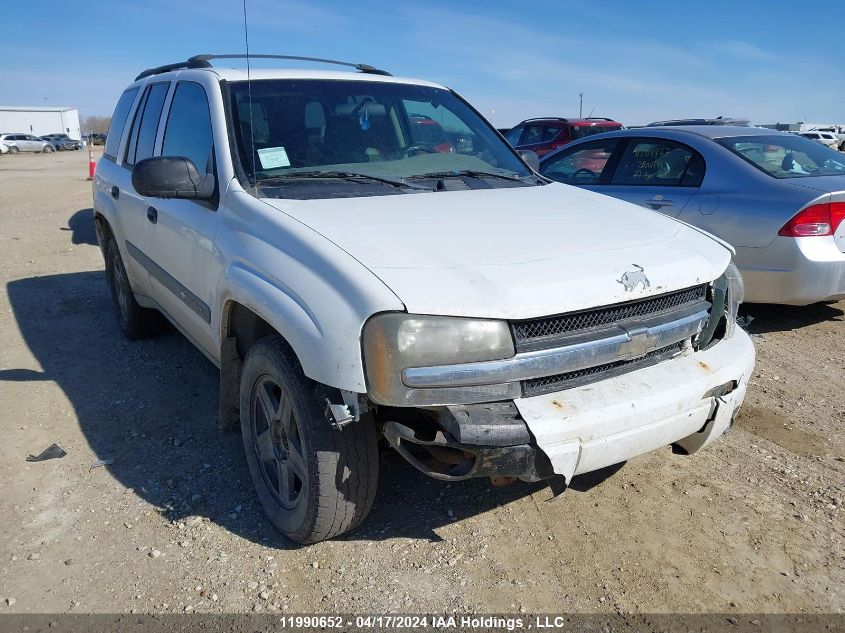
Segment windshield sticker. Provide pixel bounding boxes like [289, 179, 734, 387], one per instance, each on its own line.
[257, 147, 291, 170]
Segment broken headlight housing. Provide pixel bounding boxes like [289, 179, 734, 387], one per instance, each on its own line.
[698, 261, 744, 348]
[362, 313, 517, 406]
[724, 261, 744, 337]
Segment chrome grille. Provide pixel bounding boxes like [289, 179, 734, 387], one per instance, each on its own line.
[521, 342, 685, 397]
[512, 285, 707, 350]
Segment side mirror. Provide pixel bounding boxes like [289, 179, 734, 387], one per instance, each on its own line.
[518, 149, 540, 172]
[132, 156, 215, 200]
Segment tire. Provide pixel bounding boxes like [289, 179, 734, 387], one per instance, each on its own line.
[43, 145, 54, 153]
[239, 336, 379, 544]
[104, 237, 165, 339]
[8, 146, 18, 154]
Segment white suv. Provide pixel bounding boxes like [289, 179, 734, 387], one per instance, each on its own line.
[93, 54, 755, 544]
[799, 131, 840, 149]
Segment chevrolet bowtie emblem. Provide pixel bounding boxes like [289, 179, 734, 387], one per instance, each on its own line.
[618, 328, 659, 360]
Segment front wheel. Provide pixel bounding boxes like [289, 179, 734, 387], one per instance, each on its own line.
[240, 336, 379, 544]
[42, 145, 54, 153]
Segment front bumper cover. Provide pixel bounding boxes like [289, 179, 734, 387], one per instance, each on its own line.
[383, 329, 755, 484]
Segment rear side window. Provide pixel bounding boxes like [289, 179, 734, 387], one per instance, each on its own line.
[104, 87, 140, 159]
[522, 124, 559, 145]
[540, 138, 619, 184]
[124, 82, 169, 166]
[612, 139, 705, 187]
[162, 82, 213, 173]
[570, 124, 621, 140]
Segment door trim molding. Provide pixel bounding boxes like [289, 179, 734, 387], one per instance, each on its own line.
[125, 240, 211, 323]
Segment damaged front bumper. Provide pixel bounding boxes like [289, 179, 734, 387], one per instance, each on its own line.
[382, 329, 755, 484]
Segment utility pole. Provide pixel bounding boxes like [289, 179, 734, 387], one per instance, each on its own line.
[579, 92, 583, 117]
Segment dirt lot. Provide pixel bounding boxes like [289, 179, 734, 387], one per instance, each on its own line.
[0, 150, 842, 617]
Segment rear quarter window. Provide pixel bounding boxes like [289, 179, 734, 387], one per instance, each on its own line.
[104, 87, 140, 160]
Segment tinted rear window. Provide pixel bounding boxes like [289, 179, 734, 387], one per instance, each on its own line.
[125, 82, 169, 166]
[104, 87, 140, 159]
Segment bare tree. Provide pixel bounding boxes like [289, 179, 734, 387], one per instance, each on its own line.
[81, 115, 111, 135]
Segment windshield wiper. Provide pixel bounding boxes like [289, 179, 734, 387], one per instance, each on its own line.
[408, 169, 528, 182]
[257, 170, 433, 191]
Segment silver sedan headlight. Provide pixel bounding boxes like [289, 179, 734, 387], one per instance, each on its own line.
[362, 313, 516, 406]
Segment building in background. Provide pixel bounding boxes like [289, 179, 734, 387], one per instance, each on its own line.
[0, 106, 81, 140]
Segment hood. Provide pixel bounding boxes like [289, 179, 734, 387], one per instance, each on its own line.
[261, 183, 731, 319]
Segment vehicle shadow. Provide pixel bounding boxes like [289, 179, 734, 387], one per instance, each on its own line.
[741, 301, 844, 334]
[5, 266, 621, 546]
[61, 208, 98, 245]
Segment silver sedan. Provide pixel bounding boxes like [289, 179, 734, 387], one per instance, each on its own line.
[538, 126, 845, 305]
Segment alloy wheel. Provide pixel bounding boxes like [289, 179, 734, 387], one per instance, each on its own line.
[250, 376, 307, 509]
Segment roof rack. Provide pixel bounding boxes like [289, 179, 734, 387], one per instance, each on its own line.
[520, 116, 617, 123]
[135, 54, 392, 81]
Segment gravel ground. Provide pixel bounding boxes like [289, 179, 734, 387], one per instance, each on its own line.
[0, 150, 842, 616]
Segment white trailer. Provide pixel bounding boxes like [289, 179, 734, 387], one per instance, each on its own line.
[0, 106, 81, 140]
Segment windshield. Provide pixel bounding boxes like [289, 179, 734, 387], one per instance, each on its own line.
[228, 79, 534, 199]
[718, 134, 845, 178]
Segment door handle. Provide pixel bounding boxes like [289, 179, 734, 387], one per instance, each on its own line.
[645, 197, 674, 208]
[146, 206, 158, 224]
[110, 186, 120, 200]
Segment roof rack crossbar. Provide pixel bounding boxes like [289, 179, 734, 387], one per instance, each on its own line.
[135, 54, 391, 81]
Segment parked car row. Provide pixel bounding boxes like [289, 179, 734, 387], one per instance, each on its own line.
[0, 132, 56, 153]
[0, 131, 84, 154]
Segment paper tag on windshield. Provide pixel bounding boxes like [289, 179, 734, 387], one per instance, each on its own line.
[257, 147, 290, 169]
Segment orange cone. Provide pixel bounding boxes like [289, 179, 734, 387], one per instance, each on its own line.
[87, 142, 95, 180]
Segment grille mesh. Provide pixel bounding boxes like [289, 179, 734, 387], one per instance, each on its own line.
[512, 285, 707, 347]
[522, 343, 684, 397]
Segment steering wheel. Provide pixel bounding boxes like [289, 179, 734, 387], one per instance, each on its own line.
[571, 168, 597, 180]
[400, 144, 436, 157]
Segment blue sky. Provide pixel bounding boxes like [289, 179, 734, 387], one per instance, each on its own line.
[1, 0, 842, 126]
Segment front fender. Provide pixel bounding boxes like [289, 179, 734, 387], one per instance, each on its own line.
[214, 190, 406, 393]
[216, 258, 402, 394]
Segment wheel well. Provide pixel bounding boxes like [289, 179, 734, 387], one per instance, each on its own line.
[219, 301, 297, 432]
[223, 301, 280, 361]
[93, 212, 113, 257]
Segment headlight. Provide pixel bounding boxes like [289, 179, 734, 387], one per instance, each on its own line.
[724, 261, 744, 337]
[698, 261, 744, 347]
[362, 313, 516, 406]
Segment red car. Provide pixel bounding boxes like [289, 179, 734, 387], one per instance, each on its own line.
[408, 115, 455, 153]
[504, 117, 623, 157]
